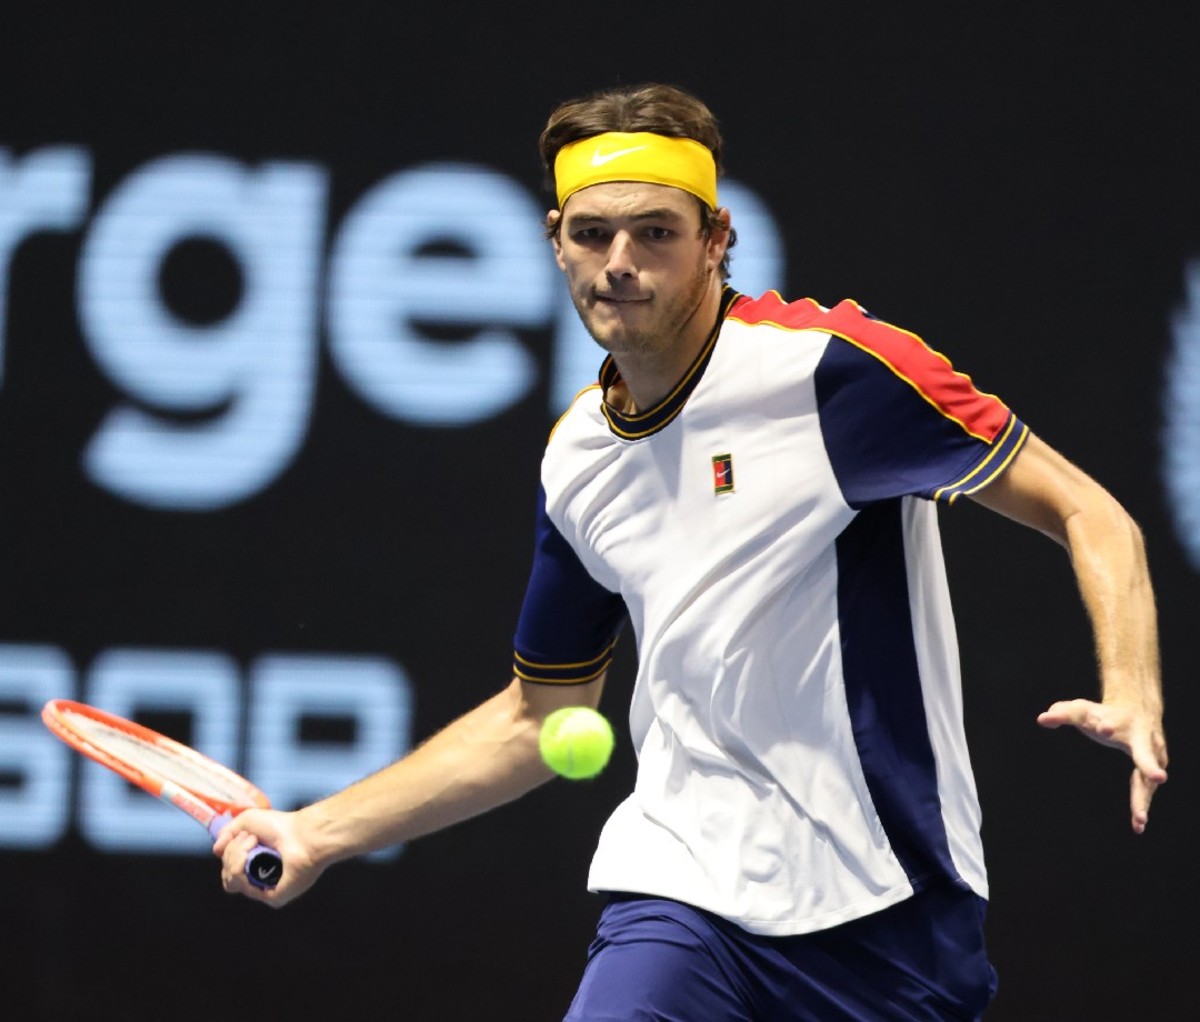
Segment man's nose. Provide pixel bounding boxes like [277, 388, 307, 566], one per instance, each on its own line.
[604, 231, 637, 280]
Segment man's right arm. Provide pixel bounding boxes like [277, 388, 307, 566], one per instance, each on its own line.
[214, 673, 605, 906]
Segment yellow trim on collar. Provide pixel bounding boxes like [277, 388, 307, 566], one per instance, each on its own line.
[554, 132, 718, 209]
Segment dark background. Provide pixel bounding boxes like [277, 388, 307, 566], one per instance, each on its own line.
[2, 3, 1197, 1019]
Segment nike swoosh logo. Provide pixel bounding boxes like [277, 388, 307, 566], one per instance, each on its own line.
[591, 145, 648, 166]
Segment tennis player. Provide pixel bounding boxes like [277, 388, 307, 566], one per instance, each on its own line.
[216, 82, 1168, 1020]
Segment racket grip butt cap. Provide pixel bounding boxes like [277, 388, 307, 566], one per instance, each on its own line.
[209, 811, 283, 890]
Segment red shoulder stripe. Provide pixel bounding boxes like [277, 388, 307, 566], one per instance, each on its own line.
[728, 290, 825, 328]
[728, 293, 1011, 442]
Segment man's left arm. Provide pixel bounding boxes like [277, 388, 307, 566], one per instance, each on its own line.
[967, 432, 1168, 833]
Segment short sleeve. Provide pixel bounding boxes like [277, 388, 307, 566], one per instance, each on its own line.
[512, 485, 628, 684]
[812, 302, 1029, 507]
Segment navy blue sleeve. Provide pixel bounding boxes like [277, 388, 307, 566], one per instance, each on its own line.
[512, 485, 627, 685]
[813, 333, 1028, 508]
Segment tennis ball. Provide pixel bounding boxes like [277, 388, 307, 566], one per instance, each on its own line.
[539, 707, 614, 780]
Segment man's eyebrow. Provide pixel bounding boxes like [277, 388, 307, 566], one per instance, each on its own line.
[564, 207, 689, 226]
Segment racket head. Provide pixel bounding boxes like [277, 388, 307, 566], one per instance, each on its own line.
[41, 698, 271, 814]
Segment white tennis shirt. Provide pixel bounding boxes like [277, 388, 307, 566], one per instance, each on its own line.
[513, 289, 1029, 936]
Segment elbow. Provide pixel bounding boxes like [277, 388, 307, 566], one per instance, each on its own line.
[1105, 493, 1146, 552]
[1065, 488, 1147, 564]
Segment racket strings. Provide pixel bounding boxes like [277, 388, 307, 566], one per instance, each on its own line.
[64, 711, 252, 802]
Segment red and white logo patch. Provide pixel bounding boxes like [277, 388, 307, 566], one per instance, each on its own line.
[712, 453, 734, 494]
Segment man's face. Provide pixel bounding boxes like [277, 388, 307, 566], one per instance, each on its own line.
[550, 181, 728, 361]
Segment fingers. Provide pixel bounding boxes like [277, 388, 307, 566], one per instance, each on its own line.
[1039, 697, 1168, 833]
[214, 809, 286, 903]
[1130, 767, 1162, 834]
[1036, 698, 1092, 730]
[1129, 730, 1169, 786]
[1037, 699, 1120, 747]
[220, 830, 277, 902]
[1130, 769, 1150, 834]
[211, 816, 241, 856]
[1037, 698, 1151, 753]
[1129, 728, 1168, 834]
[214, 809, 318, 907]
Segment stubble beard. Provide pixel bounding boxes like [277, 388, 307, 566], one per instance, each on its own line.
[573, 261, 713, 364]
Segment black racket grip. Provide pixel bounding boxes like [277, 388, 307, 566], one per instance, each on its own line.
[210, 812, 283, 889]
[245, 846, 284, 889]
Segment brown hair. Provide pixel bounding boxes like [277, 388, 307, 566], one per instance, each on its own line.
[539, 82, 736, 277]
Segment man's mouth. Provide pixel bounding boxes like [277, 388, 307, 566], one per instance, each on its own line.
[595, 293, 649, 304]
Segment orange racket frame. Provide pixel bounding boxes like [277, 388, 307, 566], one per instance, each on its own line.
[42, 698, 282, 888]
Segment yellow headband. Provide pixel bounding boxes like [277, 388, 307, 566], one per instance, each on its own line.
[554, 131, 718, 210]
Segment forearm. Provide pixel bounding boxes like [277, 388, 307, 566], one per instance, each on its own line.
[968, 434, 1167, 829]
[971, 434, 1163, 710]
[296, 677, 567, 865]
[1063, 491, 1162, 712]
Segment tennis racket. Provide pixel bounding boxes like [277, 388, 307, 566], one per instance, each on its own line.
[42, 698, 283, 889]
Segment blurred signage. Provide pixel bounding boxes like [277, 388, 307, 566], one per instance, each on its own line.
[1165, 260, 1200, 571]
[0, 147, 783, 510]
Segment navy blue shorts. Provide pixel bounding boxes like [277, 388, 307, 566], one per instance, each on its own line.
[563, 885, 998, 1021]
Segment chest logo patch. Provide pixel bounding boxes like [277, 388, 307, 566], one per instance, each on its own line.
[712, 453, 735, 494]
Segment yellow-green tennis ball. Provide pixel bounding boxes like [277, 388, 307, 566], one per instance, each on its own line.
[539, 707, 614, 780]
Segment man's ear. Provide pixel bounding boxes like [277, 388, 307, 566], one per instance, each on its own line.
[546, 209, 566, 271]
[708, 207, 732, 269]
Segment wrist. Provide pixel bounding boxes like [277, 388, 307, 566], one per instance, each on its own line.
[295, 802, 357, 867]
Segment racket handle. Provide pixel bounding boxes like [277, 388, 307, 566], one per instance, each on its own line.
[210, 811, 284, 890]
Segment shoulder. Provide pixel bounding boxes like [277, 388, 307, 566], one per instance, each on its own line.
[729, 291, 989, 397]
[547, 383, 605, 445]
[725, 290, 829, 331]
[541, 383, 617, 486]
[727, 291, 1014, 444]
[727, 291, 920, 354]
